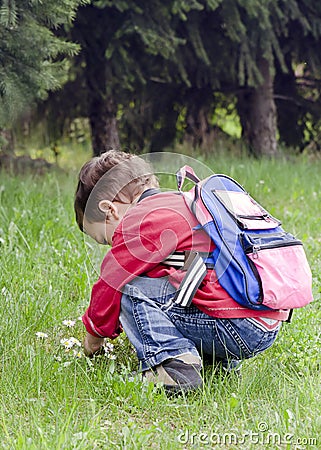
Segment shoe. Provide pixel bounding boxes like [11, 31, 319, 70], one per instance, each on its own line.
[143, 353, 203, 393]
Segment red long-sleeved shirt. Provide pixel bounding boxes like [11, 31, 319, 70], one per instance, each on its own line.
[82, 192, 289, 338]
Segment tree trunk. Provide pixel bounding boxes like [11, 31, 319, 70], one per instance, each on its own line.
[88, 89, 120, 156]
[149, 84, 181, 153]
[237, 57, 279, 157]
[73, 5, 121, 156]
[184, 87, 214, 149]
[0, 128, 15, 153]
[274, 55, 304, 150]
[149, 107, 179, 153]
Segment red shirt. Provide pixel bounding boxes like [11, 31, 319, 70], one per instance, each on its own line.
[83, 192, 290, 338]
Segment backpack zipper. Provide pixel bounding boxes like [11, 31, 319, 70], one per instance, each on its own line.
[247, 240, 302, 259]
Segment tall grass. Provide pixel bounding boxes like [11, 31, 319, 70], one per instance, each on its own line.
[0, 151, 320, 449]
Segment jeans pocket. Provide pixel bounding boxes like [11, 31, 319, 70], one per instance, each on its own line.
[215, 320, 252, 359]
[253, 329, 279, 354]
[215, 319, 279, 360]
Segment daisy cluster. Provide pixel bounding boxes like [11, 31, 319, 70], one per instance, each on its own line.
[35, 317, 117, 362]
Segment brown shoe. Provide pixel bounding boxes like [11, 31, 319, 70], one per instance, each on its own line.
[143, 353, 202, 393]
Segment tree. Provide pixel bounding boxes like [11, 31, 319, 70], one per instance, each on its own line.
[168, 0, 321, 156]
[109, 0, 281, 155]
[274, 1, 321, 151]
[0, 0, 86, 133]
[69, 0, 194, 156]
[71, 4, 122, 154]
[237, 57, 278, 157]
[18, 0, 321, 157]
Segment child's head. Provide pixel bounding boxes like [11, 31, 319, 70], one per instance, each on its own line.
[74, 149, 159, 232]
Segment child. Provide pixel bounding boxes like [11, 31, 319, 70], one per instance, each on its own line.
[74, 150, 290, 393]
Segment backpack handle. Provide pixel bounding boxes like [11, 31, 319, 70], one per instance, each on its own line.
[176, 165, 200, 191]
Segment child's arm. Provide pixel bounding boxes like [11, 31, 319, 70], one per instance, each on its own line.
[83, 332, 105, 357]
[83, 201, 194, 339]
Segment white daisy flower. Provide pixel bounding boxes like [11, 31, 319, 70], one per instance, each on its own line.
[60, 337, 82, 349]
[63, 361, 72, 367]
[70, 337, 81, 347]
[60, 338, 73, 349]
[73, 349, 83, 358]
[35, 332, 48, 339]
[104, 342, 114, 352]
[62, 319, 76, 328]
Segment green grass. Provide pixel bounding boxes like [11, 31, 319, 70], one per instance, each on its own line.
[0, 151, 320, 449]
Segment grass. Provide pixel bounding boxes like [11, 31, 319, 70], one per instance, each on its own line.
[0, 149, 320, 449]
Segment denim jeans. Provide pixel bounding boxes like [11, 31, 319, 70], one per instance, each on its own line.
[120, 276, 280, 371]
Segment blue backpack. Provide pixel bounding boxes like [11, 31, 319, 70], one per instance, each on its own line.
[172, 166, 313, 312]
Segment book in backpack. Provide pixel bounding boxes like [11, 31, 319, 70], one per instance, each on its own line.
[172, 165, 313, 312]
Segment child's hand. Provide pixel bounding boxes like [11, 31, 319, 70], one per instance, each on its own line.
[83, 332, 105, 357]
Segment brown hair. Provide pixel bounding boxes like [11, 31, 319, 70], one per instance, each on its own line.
[74, 150, 159, 231]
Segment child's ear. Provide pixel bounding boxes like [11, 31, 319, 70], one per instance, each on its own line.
[98, 200, 119, 220]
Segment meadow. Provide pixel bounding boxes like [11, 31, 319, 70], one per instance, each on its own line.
[0, 147, 320, 449]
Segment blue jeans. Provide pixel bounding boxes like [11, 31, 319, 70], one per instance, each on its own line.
[120, 277, 280, 371]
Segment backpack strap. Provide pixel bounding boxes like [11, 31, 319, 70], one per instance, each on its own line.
[172, 251, 207, 307]
[162, 250, 213, 268]
[166, 168, 207, 307]
[161, 251, 186, 268]
[176, 166, 200, 191]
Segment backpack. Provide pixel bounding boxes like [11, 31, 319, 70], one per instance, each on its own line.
[171, 165, 314, 312]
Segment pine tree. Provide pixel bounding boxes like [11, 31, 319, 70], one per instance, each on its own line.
[69, 0, 196, 155]
[21, 0, 321, 157]
[162, 0, 321, 155]
[274, 0, 321, 150]
[0, 0, 86, 129]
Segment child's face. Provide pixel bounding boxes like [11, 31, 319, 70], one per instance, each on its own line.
[82, 200, 130, 245]
[83, 216, 111, 245]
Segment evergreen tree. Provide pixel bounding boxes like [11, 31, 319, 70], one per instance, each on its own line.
[69, 0, 196, 155]
[0, 0, 86, 131]
[158, 0, 321, 156]
[21, 0, 321, 157]
[274, 1, 321, 151]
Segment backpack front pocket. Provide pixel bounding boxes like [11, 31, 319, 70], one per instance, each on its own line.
[212, 190, 280, 230]
[242, 233, 313, 309]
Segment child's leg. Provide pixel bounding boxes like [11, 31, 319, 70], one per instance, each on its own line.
[120, 276, 203, 392]
[120, 276, 280, 390]
[120, 276, 201, 371]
